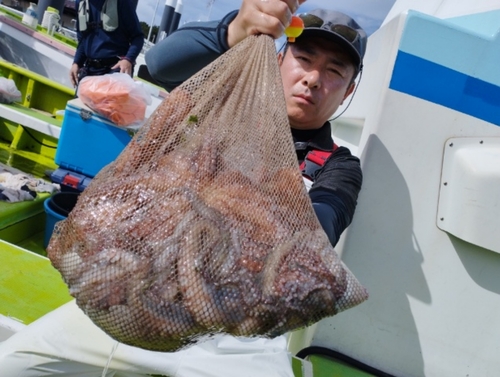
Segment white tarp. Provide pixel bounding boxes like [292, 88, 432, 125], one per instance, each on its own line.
[0, 300, 294, 377]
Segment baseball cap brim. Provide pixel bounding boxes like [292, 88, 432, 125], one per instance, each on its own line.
[294, 9, 367, 71]
[297, 28, 363, 69]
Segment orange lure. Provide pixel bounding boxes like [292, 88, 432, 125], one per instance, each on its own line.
[284, 16, 304, 42]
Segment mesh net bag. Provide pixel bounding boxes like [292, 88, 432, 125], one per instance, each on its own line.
[47, 35, 368, 352]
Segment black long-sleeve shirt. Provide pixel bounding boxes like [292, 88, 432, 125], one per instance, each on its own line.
[145, 11, 362, 246]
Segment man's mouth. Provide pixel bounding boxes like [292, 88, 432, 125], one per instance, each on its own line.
[294, 94, 314, 105]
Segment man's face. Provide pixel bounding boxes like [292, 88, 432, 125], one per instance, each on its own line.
[278, 37, 356, 130]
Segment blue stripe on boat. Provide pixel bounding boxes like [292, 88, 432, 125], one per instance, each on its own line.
[389, 51, 500, 127]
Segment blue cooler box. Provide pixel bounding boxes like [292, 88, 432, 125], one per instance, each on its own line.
[55, 98, 134, 178]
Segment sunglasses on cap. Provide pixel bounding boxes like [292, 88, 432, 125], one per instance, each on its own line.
[298, 13, 360, 44]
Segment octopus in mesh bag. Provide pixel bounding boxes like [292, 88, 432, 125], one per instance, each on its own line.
[47, 35, 368, 352]
[48, 163, 367, 351]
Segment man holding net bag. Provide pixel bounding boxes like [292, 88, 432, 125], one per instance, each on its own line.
[0, 0, 368, 376]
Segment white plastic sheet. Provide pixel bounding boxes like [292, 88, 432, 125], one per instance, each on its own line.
[0, 300, 294, 377]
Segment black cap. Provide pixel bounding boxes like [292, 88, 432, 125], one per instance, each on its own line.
[297, 9, 367, 71]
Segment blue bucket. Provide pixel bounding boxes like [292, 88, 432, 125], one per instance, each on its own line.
[44, 192, 79, 248]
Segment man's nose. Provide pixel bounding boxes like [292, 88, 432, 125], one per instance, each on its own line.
[302, 70, 321, 89]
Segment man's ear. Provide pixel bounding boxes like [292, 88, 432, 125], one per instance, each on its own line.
[277, 52, 284, 66]
[341, 82, 356, 104]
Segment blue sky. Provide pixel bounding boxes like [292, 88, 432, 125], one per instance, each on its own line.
[136, 0, 396, 36]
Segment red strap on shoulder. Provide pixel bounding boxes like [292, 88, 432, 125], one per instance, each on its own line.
[298, 143, 339, 172]
[305, 144, 339, 165]
[306, 150, 333, 165]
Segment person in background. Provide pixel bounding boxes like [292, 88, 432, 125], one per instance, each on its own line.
[0, 1, 367, 376]
[146, 0, 367, 248]
[69, 0, 144, 87]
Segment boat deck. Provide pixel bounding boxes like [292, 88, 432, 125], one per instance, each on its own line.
[0, 191, 48, 254]
[0, 240, 72, 328]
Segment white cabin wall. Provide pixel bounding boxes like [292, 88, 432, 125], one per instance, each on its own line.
[314, 8, 500, 377]
[327, 90, 500, 377]
[382, 0, 500, 26]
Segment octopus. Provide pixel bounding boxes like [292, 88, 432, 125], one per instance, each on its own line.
[47, 52, 368, 352]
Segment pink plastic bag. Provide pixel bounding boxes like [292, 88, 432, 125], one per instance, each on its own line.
[78, 73, 152, 127]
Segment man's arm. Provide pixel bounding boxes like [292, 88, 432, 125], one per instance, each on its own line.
[120, 0, 145, 63]
[145, 11, 238, 92]
[146, 0, 304, 91]
[70, 0, 85, 87]
[111, 6, 144, 76]
[72, 0, 86, 66]
[309, 147, 363, 246]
